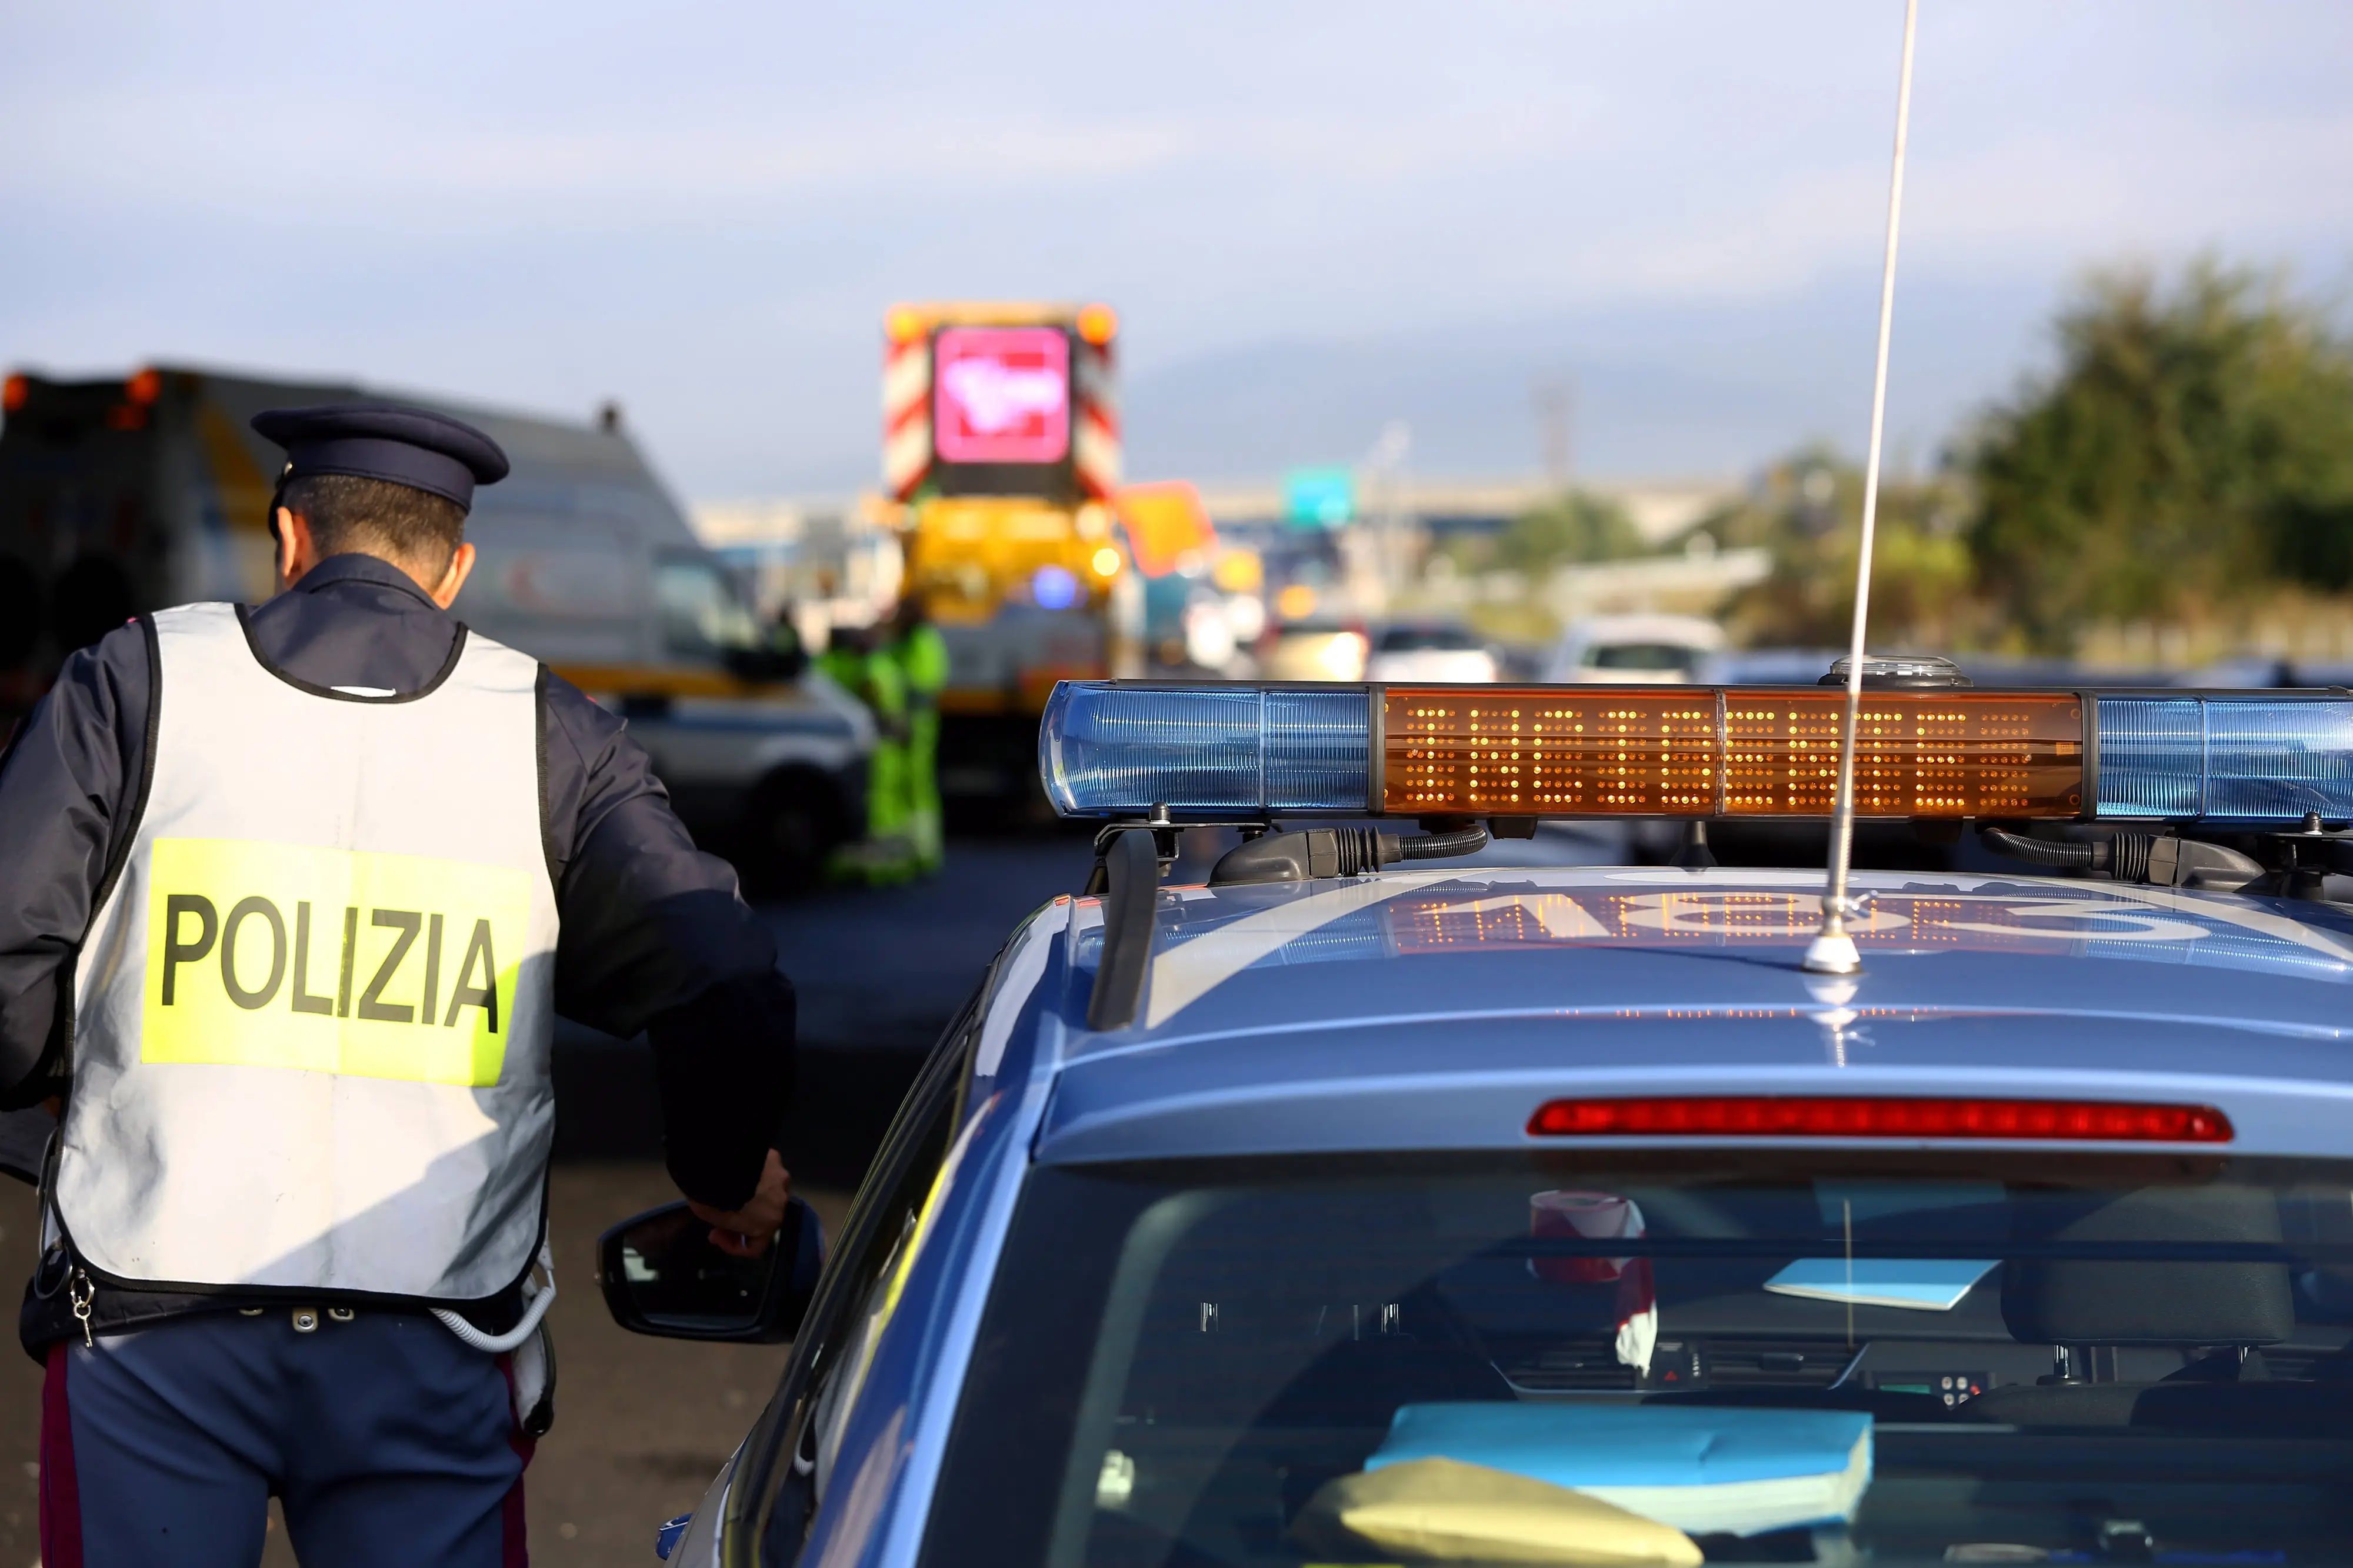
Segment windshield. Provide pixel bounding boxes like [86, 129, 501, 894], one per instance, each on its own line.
[1587, 640, 1702, 673]
[1378, 625, 1481, 653]
[922, 1152, 2353, 1567]
[654, 552, 762, 663]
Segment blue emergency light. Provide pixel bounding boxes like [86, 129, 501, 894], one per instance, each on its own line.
[2093, 696, 2353, 821]
[1039, 682, 1370, 816]
[1038, 680, 2353, 825]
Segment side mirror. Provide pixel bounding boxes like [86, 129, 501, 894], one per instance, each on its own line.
[598, 1193, 825, 1343]
[724, 624, 808, 684]
[771, 623, 809, 680]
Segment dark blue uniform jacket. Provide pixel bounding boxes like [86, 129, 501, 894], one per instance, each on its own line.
[0, 556, 795, 1341]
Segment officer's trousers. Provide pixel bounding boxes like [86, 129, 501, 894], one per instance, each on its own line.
[39, 1309, 529, 1567]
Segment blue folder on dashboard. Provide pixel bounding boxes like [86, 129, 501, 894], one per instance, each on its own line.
[1763, 1257, 1997, 1311]
[1368, 1402, 1874, 1537]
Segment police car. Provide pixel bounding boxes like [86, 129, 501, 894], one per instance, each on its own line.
[602, 670, 2353, 1567]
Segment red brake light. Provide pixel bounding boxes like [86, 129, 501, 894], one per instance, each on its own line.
[2, 374, 26, 414]
[1528, 1095, 2233, 1143]
[126, 368, 162, 405]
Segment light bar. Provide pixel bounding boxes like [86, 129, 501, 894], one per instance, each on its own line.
[1527, 1095, 2234, 1142]
[1385, 688, 2084, 818]
[1039, 682, 2353, 825]
[2095, 695, 2353, 821]
[1039, 683, 1369, 816]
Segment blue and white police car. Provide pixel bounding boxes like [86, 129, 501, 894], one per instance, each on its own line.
[605, 670, 2353, 1567]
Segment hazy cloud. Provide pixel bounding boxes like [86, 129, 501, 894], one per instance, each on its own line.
[3, 1, 2348, 493]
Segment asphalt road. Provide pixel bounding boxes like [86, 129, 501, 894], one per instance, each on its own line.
[552, 832, 1099, 1183]
[764, 833, 1096, 1055]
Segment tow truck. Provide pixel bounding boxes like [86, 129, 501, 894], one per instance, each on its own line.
[876, 302, 1143, 814]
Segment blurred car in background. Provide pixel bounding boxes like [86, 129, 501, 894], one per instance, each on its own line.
[1703, 647, 2221, 692]
[1366, 620, 1499, 683]
[1544, 613, 1725, 684]
[1698, 646, 1847, 685]
[1259, 619, 1369, 682]
[2182, 656, 2304, 689]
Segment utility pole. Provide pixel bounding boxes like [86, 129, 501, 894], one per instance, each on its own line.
[1535, 378, 1574, 489]
[1367, 421, 1412, 605]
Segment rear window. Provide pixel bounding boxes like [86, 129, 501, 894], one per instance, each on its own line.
[1587, 641, 1702, 673]
[924, 1152, 2353, 1567]
[1378, 625, 1481, 653]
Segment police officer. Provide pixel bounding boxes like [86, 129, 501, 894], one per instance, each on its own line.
[0, 405, 796, 1565]
[820, 622, 916, 885]
[888, 596, 949, 875]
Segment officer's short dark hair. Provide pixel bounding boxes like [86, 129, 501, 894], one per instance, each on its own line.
[281, 473, 467, 578]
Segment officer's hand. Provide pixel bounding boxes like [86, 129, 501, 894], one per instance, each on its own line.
[688, 1149, 791, 1259]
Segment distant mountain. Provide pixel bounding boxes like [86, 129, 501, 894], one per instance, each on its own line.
[738, 268, 2062, 498]
[1122, 268, 2057, 483]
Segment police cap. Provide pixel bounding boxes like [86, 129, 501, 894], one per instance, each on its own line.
[251, 403, 511, 513]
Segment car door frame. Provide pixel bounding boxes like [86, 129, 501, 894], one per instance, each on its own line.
[718, 986, 984, 1568]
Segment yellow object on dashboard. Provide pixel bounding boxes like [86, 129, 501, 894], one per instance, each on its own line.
[1289, 1458, 1702, 1566]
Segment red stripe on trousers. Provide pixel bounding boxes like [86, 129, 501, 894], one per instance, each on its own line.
[40, 1343, 85, 1568]
[500, 1352, 535, 1567]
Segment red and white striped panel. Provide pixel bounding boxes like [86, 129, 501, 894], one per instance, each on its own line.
[881, 335, 932, 501]
[1071, 337, 1121, 500]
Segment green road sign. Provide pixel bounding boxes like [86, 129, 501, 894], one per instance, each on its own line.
[1284, 467, 1354, 528]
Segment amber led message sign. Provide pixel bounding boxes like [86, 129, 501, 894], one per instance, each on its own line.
[1381, 688, 2085, 819]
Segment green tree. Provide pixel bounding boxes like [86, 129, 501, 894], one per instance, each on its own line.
[1967, 263, 2353, 650]
[1492, 491, 1644, 575]
[1705, 451, 1975, 650]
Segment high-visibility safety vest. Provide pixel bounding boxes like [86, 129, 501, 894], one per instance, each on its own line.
[53, 602, 559, 1307]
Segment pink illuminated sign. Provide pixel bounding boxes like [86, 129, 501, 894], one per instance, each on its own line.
[933, 327, 1070, 464]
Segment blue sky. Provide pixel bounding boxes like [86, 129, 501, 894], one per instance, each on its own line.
[4, 2, 2348, 495]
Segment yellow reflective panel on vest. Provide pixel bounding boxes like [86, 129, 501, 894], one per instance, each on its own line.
[141, 838, 531, 1086]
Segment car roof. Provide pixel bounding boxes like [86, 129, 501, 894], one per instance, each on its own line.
[1024, 866, 2353, 1164]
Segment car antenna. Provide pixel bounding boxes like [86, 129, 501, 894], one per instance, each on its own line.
[1804, 0, 1920, 978]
